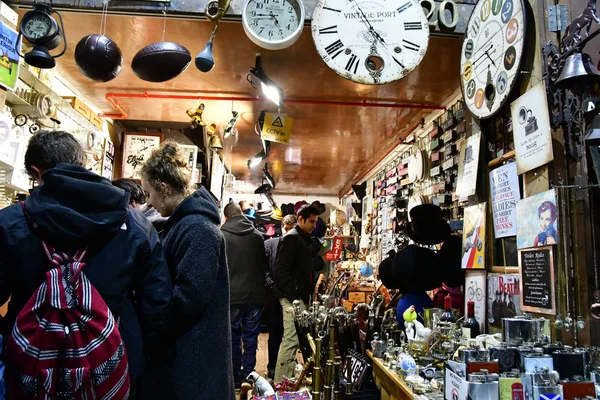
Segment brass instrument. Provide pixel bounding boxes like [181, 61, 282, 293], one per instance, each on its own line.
[313, 335, 322, 400]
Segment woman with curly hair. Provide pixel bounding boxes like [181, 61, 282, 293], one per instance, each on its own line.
[139, 142, 234, 399]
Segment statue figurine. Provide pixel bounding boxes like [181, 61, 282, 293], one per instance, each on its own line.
[562, 0, 600, 52]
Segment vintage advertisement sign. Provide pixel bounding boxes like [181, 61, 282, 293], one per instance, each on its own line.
[121, 133, 163, 180]
[511, 83, 554, 174]
[261, 113, 293, 144]
[516, 189, 558, 249]
[519, 246, 556, 314]
[444, 366, 468, 400]
[462, 203, 486, 269]
[465, 270, 486, 335]
[101, 138, 115, 180]
[487, 273, 521, 333]
[490, 162, 520, 238]
[456, 132, 481, 199]
[0, 21, 21, 91]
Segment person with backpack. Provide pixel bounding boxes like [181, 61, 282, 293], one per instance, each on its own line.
[0, 130, 173, 399]
[139, 142, 235, 400]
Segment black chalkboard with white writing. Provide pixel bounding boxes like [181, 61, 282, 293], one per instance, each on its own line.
[519, 247, 555, 314]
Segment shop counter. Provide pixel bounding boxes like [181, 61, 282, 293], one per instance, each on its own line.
[367, 351, 415, 400]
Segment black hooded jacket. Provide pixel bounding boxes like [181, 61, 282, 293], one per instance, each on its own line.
[274, 225, 313, 304]
[0, 164, 172, 379]
[221, 214, 267, 306]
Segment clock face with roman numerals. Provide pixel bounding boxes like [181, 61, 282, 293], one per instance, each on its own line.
[460, 0, 526, 119]
[311, 0, 429, 85]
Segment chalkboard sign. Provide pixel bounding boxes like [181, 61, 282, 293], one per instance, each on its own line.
[518, 246, 556, 314]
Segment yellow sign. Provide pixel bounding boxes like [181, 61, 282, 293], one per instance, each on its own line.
[261, 113, 293, 144]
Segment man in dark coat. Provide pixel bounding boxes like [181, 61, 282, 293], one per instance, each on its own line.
[221, 203, 267, 387]
[0, 130, 172, 388]
[274, 204, 320, 381]
[112, 178, 168, 233]
[158, 187, 235, 399]
[264, 214, 297, 379]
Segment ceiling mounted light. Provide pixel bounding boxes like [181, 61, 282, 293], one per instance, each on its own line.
[248, 55, 283, 106]
[263, 163, 275, 189]
[248, 150, 266, 169]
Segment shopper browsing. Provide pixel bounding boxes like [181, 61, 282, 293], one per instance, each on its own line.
[264, 214, 297, 380]
[274, 204, 320, 382]
[112, 178, 168, 232]
[140, 142, 235, 400]
[221, 203, 268, 388]
[0, 130, 172, 397]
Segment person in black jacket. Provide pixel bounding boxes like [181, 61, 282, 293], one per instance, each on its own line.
[140, 142, 235, 400]
[221, 202, 268, 387]
[0, 131, 172, 393]
[264, 214, 297, 379]
[274, 204, 320, 381]
[112, 178, 169, 233]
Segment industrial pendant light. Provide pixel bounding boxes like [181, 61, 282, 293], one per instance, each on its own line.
[18, 4, 67, 69]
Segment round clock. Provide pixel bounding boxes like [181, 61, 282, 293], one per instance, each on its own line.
[311, 0, 429, 84]
[242, 0, 305, 50]
[20, 5, 60, 46]
[460, 0, 526, 119]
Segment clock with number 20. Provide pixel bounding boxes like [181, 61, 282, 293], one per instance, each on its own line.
[460, 0, 526, 119]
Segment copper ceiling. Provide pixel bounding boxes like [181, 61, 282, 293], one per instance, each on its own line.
[34, 11, 462, 195]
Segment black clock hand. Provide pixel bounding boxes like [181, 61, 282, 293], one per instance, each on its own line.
[353, 2, 387, 46]
[269, 11, 282, 29]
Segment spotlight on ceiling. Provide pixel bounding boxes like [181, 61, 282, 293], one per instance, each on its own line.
[248, 150, 266, 169]
[248, 55, 283, 106]
[263, 163, 275, 189]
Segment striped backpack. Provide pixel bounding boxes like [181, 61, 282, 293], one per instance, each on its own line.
[5, 228, 130, 399]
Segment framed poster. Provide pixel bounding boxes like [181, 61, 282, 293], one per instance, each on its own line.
[487, 273, 521, 333]
[0, 21, 21, 91]
[490, 162, 520, 239]
[456, 132, 481, 199]
[101, 138, 115, 180]
[462, 203, 486, 269]
[511, 83, 554, 174]
[518, 246, 556, 314]
[516, 189, 558, 249]
[465, 270, 486, 335]
[121, 133, 163, 180]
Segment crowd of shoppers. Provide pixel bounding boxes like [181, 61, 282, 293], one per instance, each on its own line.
[0, 130, 323, 399]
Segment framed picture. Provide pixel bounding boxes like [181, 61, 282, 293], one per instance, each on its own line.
[519, 246, 556, 315]
[0, 21, 21, 91]
[516, 189, 558, 249]
[121, 133, 163, 180]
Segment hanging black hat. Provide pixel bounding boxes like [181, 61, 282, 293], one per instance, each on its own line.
[439, 234, 465, 288]
[352, 181, 367, 199]
[311, 200, 327, 215]
[406, 204, 451, 245]
[379, 245, 443, 294]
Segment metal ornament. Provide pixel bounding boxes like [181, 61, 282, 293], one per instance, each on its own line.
[555, 52, 600, 92]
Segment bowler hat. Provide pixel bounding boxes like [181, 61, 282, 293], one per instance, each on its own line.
[244, 208, 256, 219]
[271, 207, 283, 222]
[439, 234, 464, 288]
[311, 200, 327, 215]
[379, 245, 443, 294]
[406, 204, 451, 245]
[294, 200, 308, 214]
[281, 203, 295, 217]
[352, 182, 367, 199]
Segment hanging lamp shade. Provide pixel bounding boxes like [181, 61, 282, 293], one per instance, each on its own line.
[556, 52, 600, 93]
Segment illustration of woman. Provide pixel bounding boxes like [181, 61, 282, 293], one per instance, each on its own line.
[534, 201, 558, 246]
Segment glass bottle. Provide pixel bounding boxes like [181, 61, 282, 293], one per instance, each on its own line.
[440, 295, 456, 323]
[462, 300, 480, 338]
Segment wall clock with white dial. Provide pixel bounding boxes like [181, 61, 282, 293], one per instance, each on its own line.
[312, 0, 429, 85]
[242, 0, 305, 50]
[460, 0, 526, 119]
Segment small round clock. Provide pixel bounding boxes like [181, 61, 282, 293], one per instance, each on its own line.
[312, 0, 429, 85]
[242, 0, 305, 50]
[20, 5, 60, 46]
[460, 0, 526, 119]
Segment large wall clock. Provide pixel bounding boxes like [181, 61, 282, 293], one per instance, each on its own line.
[460, 0, 526, 119]
[311, 0, 429, 85]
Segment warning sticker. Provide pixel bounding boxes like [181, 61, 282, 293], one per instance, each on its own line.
[261, 113, 292, 144]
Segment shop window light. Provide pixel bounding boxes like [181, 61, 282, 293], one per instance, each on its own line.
[248, 55, 283, 107]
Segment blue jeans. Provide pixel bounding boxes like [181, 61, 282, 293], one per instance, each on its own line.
[230, 305, 263, 385]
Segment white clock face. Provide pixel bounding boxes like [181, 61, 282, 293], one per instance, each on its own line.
[242, 0, 305, 50]
[460, 0, 526, 119]
[312, 0, 429, 85]
[23, 15, 51, 40]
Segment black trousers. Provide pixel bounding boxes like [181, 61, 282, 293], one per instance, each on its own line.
[266, 296, 284, 371]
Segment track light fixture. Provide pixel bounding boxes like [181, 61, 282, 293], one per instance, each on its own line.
[263, 163, 275, 189]
[248, 55, 283, 106]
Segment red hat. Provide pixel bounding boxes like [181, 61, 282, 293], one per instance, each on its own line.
[294, 200, 308, 214]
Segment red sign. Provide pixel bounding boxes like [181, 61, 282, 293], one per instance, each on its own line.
[324, 237, 343, 261]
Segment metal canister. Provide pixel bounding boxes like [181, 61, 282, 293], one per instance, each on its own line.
[552, 350, 589, 380]
[519, 345, 543, 368]
[532, 381, 563, 399]
[523, 354, 554, 374]
[502, 317, 551, 346]
[467, 372, 499, 400]
[490, 345, 522, 373]
[459, 348, 490, 364]
[499, 372, 525, 400]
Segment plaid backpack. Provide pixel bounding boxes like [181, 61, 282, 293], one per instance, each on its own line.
[5, 208, 130, 399]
